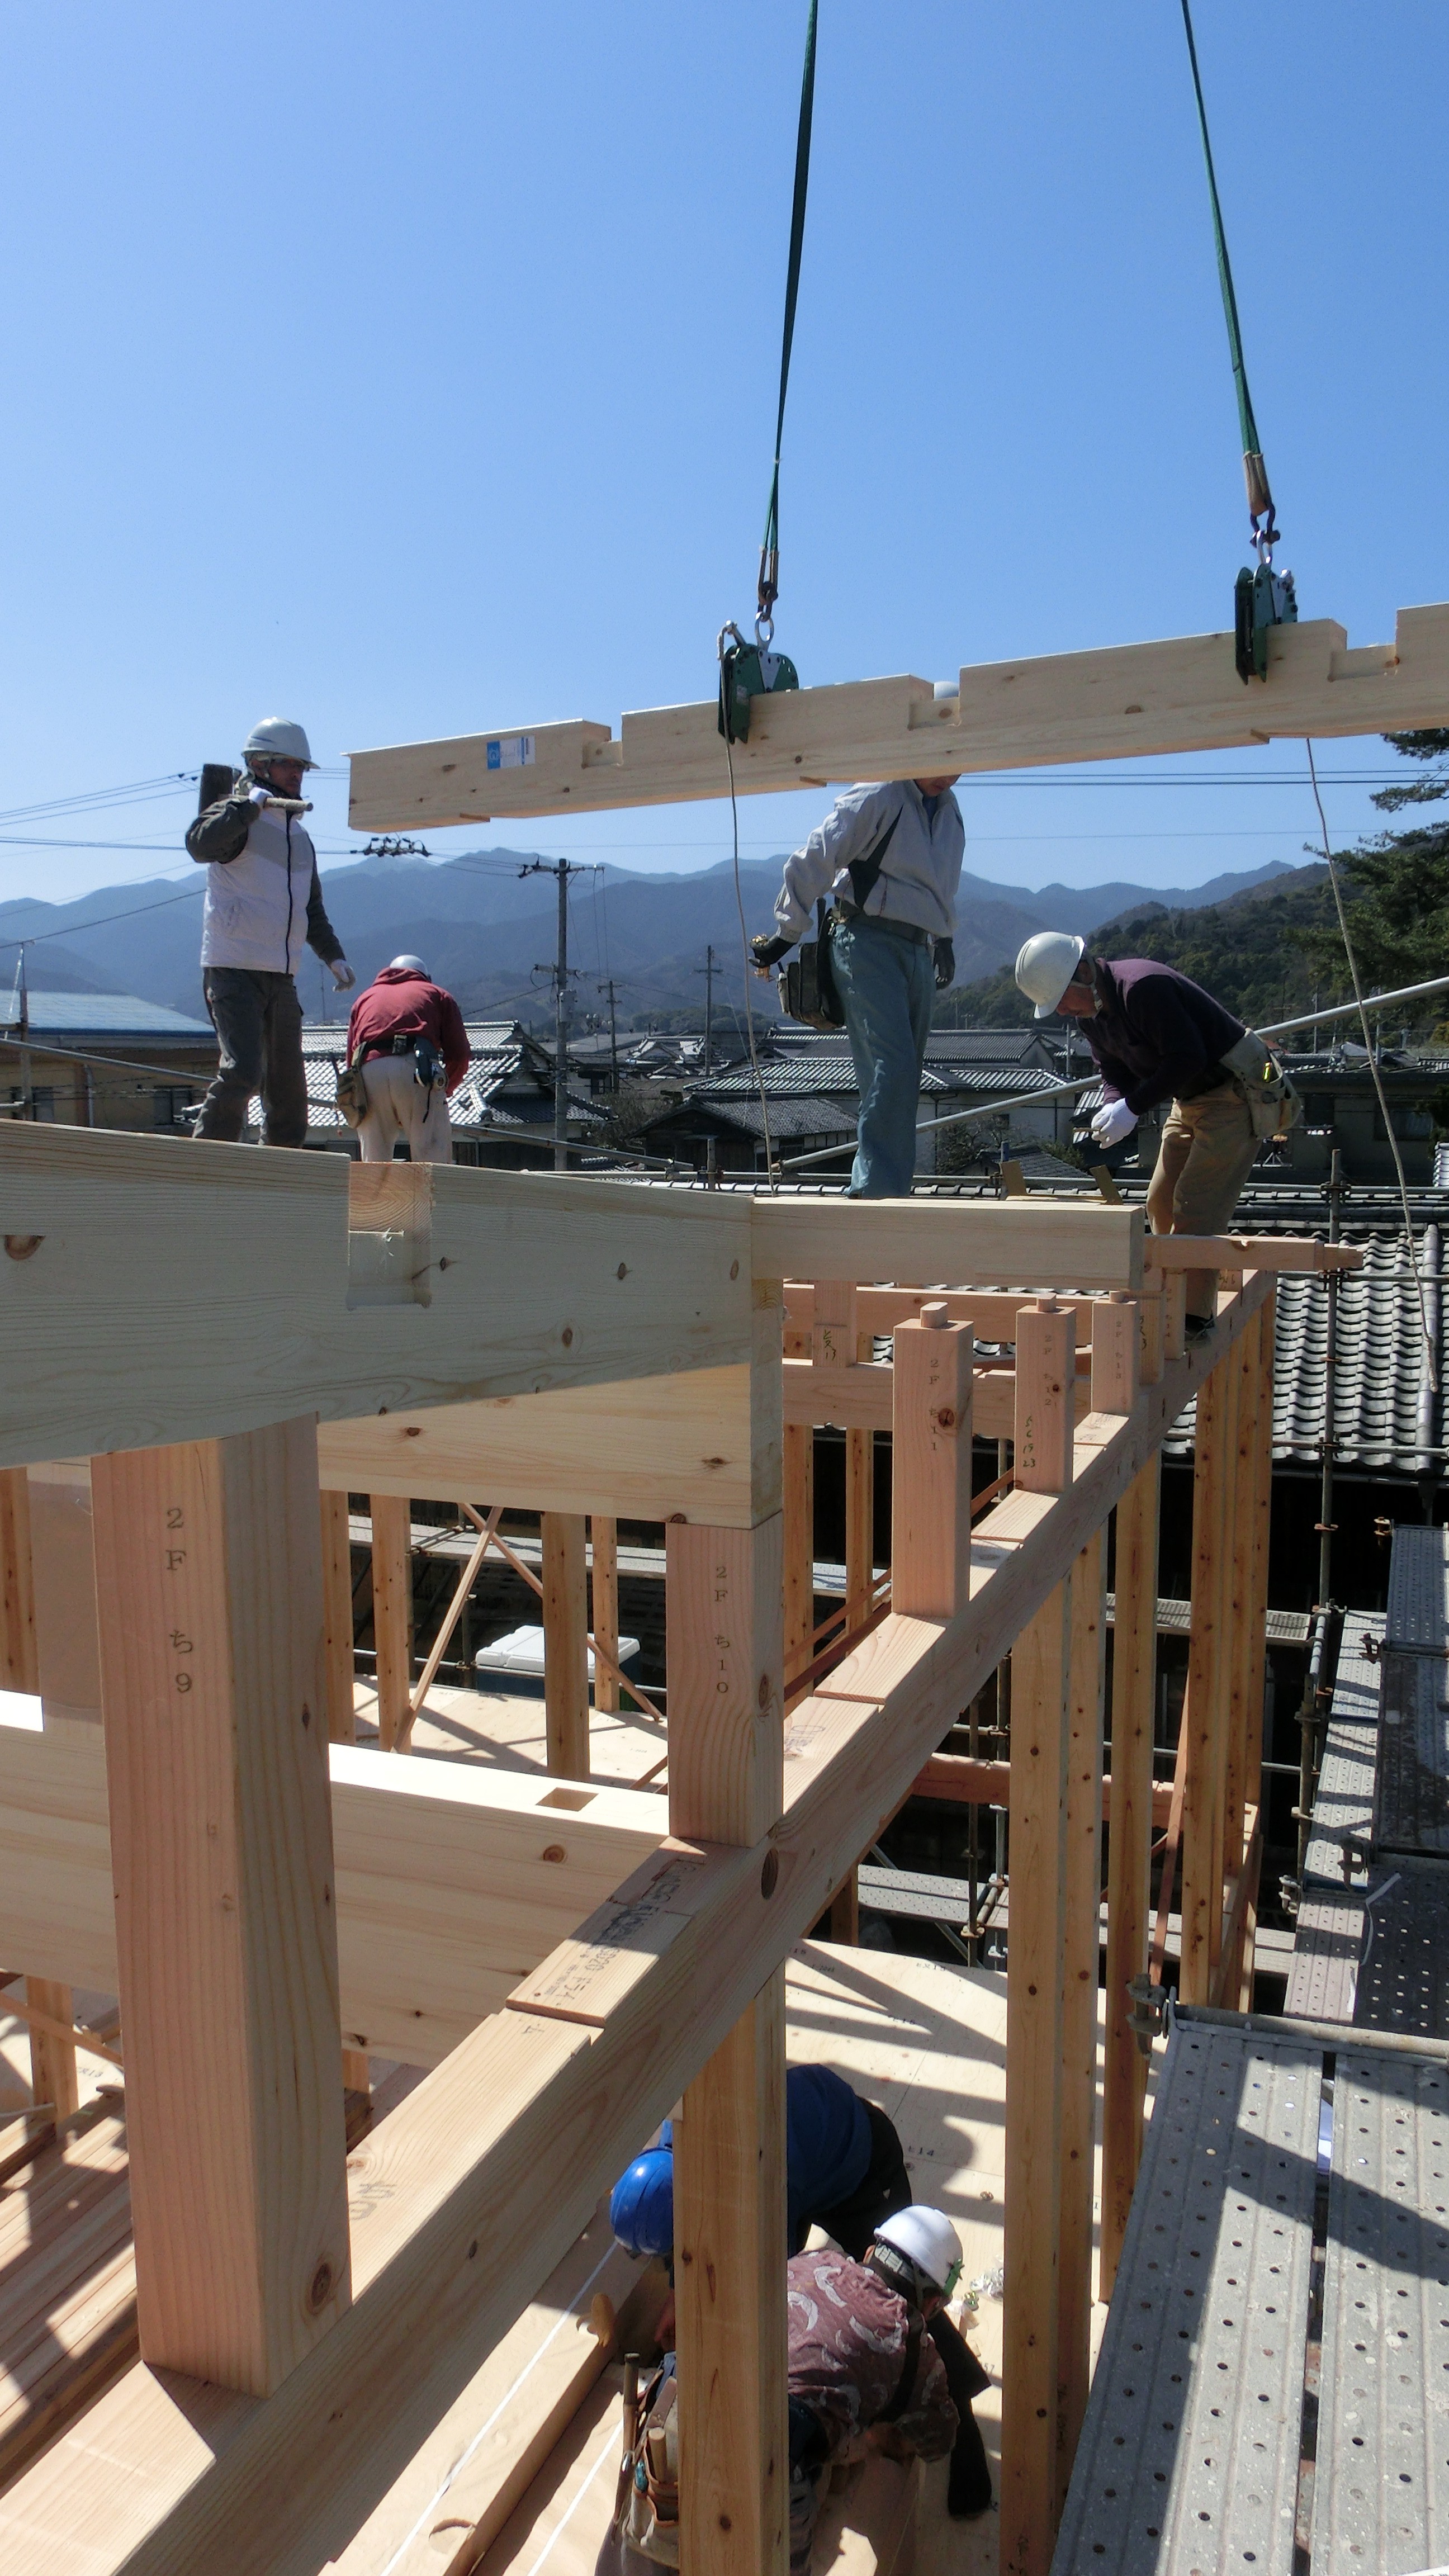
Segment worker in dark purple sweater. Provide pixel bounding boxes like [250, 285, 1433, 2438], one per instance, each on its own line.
[1015, 935, 1298, 1327]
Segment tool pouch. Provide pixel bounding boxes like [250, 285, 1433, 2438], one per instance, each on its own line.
[413, 1037, 445, 1091]
[334, 1055, 368, 1130]
[616, 2364, 680, 2565]
[1221, 1029, 1303, 1138]
[782, 899, 845, 1031]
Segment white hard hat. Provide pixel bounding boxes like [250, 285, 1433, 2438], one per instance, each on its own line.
[244, 717, 316, 770]
[871, 2205, 963, 2298]
[389, 955, 429, 977]
[1015, 930, 1086, 1019]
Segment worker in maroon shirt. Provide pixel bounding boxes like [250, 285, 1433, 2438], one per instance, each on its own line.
[1016, 935, 1298, 1328]
[346, 955, 470, 1163]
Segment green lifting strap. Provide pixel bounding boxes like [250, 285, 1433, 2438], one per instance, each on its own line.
[1178, 0, 1276, 542]
[757, 0, 819, 632]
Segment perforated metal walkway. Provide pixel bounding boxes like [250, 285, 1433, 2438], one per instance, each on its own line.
[1052, 2012, 1449, 2576]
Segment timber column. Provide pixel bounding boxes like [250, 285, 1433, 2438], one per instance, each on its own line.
[668, 1278, 788, 2576]
[91, 1415, 351, 2393]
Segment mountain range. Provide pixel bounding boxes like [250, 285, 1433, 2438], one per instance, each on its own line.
[0, 847, 1300, 1031]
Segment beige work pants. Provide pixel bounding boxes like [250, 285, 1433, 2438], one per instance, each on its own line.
[1145, 1083, 1260, 1320]
[357, 1053, 453, 1163]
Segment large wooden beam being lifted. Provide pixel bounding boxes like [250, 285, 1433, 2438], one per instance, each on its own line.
[348, 603, 1449, 826]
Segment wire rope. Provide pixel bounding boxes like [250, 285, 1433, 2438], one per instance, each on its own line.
[1304, 738, 1437, 1392]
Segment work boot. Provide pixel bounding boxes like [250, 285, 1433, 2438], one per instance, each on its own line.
[946, 2405, 993, 2518]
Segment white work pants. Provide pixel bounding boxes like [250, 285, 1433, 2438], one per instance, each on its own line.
[357, 1054, 453, 1163]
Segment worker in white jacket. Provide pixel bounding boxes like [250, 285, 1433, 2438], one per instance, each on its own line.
[186, 718, 354, 1147]
[752, 776, 964, 1194]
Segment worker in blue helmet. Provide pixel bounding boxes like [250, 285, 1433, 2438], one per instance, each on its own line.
[609, 2063, 992, 2519]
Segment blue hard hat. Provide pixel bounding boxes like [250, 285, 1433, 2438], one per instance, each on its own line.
[609, 2148, 675, 2257]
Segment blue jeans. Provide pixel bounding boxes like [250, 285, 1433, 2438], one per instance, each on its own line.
[829, 915, 934, 1197]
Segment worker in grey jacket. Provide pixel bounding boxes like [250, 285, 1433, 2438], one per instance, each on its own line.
[186, 718, 354, 1147]
[753, 776, 964, 1195]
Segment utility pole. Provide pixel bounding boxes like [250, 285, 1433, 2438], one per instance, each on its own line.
[11, 946, 32, 1120]
[694, 945, 718, 1072]
[597, 979, 622, 1092]
[522, 858, 595, 1169]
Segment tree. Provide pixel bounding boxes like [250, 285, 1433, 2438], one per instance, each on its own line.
[1290, 730, 1449, 1021]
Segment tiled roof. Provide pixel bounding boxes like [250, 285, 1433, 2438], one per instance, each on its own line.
[1167, 1227, 1447, 1471]
[695, 1059, 953, 1100]
[652, 1093, 854, 1143]
[0, 994, 213, 1035]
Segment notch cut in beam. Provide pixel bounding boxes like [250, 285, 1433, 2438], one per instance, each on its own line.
[347, 603, 1449, 826]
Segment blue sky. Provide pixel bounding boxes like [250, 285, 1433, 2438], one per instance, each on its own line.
[2, 1, 1445, 913]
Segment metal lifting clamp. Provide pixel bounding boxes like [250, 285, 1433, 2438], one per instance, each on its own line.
[1234, 482, 1298, 684]
[717, 612, 800, 746]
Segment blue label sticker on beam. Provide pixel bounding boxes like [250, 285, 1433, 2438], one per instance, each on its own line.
[485, 736, 536, 772]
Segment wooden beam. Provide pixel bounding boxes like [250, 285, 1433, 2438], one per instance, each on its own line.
[787, 1284, 1100, 1344]
[913, 1749, 1172, 1826]
[319, 1361, 776, 1533]
[89, 1415, 351, 2394]
[0, 1716, 669, 2066]
[754, 1197, 1144, 1294]
[891, 1309, 974, 1618]
[542, 1513, 590, 1778]
[0, 1281, 1271, 2576]
[22, 1974, 80, 2120]
[320, 1488, 356, 1744]
[1144, 1233, 1362, 1276]
[370, 1494, 413, 1753]
[347, 603, 1449, 825]
[667, 1516, 788, 2574]
[0, 1133, 760, 1470]
[1057, 1530, 1105, 2502]
[26, 1461, 101, 1723]
[846, 1329, 876, 1634]
[590, 1515, 620, 1714]
[783, 1353, 1092, 1438]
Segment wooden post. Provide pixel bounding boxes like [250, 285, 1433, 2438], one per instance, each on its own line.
[90, 1415, 351, 2393]
[846, 1336, 875, 1632]
[0, 1465, 38, 1692]
[591, 1516, 620, 1715]
[783, 1425, 814, 1687]
[1003, 1298, 1076, 2576]
[542, 1512, 590, 1778]
[891, 1305, 974, 1617]
[370, 1493, 413, 1752]
[1099, 1294, 1157, 2296]
[319, 1489, 356, 1744]
[668, 1514, 787, 2576]
[1058, 1528, 1105, 2497]
[1179, 1355, 1233, 2006]
[1234, 1292, 1275, 2005]
[6, 1467, 82, 2122]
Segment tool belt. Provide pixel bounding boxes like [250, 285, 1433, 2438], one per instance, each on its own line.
[614, 2361, 680, 2565]
[359, 1033, 446, 1089]
[828, 901, 931, 947]
[1219, 1029, 1303, 1138]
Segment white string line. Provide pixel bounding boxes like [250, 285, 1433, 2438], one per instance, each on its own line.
[375, 2240, 619, 2576]
[519, 2414, 624, 2576]
[1304, 738, 1438, 1395]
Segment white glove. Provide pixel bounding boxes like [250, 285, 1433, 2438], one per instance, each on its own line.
[248, 783, 271, 806]
[331, 961, 356, 992]
[1090, 1098, 1138, 1148]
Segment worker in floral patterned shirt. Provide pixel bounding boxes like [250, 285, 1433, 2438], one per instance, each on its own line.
[787, 2205, 963, 2572]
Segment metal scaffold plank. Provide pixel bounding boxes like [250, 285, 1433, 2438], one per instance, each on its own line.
[1384, 1526, 1449, 1651]
[1312, 2049, 1449, 2575]
[1375, 1653, 1449, 1858]
[1302, 1619, 1382, 1892]
[1284, 1893, 1365, 2024]
[1354, 1859, 1449, 2042]
[1050, 2021, 1320, 2575]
